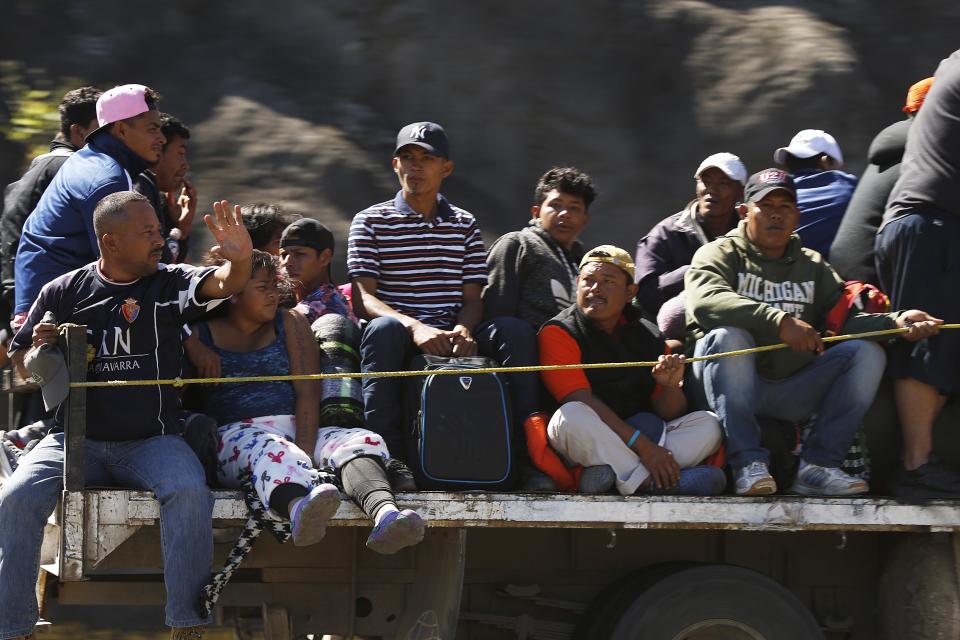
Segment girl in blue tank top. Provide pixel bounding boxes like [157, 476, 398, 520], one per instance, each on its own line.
[196, 250, 423, 554]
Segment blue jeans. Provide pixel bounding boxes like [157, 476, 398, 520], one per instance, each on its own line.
[689, 326, 886, 470]
[360, 315, 539, 460]
[0, 433, 214, 637]
[474, 317, 539, 426]
[360, 316, 420, 459]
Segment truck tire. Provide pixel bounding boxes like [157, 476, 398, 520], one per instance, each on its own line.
[576, 562, 704, 639]
[608, 564, 824, 640]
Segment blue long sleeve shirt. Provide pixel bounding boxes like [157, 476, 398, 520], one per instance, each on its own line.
[793, 169, 858, 259]
[14, 131, 150, 314]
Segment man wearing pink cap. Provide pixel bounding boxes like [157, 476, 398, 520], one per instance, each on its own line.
[13, 84, 165, 324]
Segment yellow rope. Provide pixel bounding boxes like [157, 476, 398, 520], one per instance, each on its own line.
[67, 324, 960, 389]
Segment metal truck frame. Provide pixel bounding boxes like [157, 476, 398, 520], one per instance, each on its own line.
[23, 325, 960, 639]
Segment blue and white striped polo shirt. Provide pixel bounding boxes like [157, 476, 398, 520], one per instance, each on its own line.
[347, 191, 488, 329]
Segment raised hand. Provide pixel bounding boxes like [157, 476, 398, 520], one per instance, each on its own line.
[204, 200, 252, 264]
[173, 177, 198, 237]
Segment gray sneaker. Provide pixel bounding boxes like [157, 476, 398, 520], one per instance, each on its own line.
[579, 465, 616, 494]
[734, 461, 777, 496]
[790, 461, 868, 496]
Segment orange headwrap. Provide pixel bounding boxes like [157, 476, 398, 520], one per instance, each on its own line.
[903, 77, 934, 114]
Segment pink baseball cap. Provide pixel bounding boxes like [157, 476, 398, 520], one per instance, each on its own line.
[86, 84, 154, 140]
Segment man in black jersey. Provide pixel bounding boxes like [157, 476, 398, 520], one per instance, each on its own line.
[0, 191, 252, 640]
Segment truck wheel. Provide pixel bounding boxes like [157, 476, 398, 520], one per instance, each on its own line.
[576, 562, 704, 640]
[608, 564, 824, 640]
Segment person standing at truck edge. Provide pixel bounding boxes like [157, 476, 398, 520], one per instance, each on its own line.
[875, 50, 960, 498]
[1, 191, 254, 640]
[686, 169, 940, 496]
[830, 77, 934, 285]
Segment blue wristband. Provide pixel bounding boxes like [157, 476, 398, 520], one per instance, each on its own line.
[626, 430, 641, 448]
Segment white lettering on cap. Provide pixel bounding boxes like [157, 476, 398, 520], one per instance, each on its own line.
[410, 125, 428, 140]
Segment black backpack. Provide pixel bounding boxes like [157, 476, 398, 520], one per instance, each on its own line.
[405, 355, 516, 491]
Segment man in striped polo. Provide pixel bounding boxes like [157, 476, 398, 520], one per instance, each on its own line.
[349, 122, 507, 489]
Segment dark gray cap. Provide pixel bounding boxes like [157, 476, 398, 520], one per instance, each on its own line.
[394, 122, 450, 159]
[24, 313, 69, 413]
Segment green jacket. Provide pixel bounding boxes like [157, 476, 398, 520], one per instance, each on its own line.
[685, 221, 898, 380]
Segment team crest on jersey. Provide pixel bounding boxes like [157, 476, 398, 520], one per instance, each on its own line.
[121, 298, 140, 324]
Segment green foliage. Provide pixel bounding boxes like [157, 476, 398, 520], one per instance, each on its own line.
[0, 60, 86, 161]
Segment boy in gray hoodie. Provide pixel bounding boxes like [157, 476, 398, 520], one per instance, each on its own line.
[685, 169, 940, 496]
[481, 167, 605, 492]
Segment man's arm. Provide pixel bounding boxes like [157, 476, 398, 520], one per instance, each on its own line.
[635, 223, 684, 313]
[353, 276, 455, 356]
[451, 283, 482, 356]
[481, 234, 522, 322]
[197, 201, 253, 300]
[2, 156, 68, 287]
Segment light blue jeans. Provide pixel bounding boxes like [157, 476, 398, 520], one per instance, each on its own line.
[0, 433, 214, 637]
[689, 326, 886, 470]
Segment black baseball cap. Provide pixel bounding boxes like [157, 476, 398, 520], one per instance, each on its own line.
[394, 121, 450, 159]
[743, 168, 797, 203]
[280, 218, 335, 253]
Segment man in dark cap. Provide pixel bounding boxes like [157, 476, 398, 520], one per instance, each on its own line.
[686, 169, 939, 497]
[348, 122, 526, 489]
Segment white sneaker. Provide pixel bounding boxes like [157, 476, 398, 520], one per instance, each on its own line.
[790, 461, 868, 496]
[735, 461, 777, 496]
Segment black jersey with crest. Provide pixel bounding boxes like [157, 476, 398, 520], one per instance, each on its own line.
[11, 262, 223, 440]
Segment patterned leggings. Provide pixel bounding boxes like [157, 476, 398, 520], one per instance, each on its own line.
[216, 415, 390, 510]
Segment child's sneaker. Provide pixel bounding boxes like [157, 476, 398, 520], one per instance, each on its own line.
[289, 483, 341, 547]
[790, 461, 868, 496]
[366, 509, 426, 555]
[734, 461, 777, 496]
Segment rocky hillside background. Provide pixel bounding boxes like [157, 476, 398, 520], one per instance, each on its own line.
[1, 0, 958, 280]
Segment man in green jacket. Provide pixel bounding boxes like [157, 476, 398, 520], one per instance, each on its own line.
[685, 168, 940, 496]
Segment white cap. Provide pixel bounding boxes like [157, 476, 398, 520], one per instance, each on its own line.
[694, 152, 748, 186]
[774, 129, 843, 166]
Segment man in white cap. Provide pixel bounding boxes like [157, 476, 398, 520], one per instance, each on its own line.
[634, 152, 746, 339]
[13, 84, 166, 330]
[774, 129, 857, 258]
